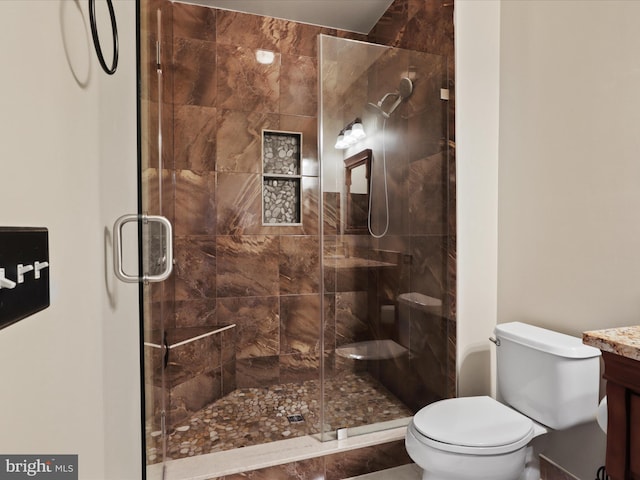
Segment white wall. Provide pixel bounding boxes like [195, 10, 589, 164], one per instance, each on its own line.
[455, 0, 501, 397]
[457, 0, 640, 476]
[496, 3, 640, 475]
[98, 2, 142, 478]
[498, 0, 640, 336]
[0, 2, 140, 478]
[457, 0, 640, 396]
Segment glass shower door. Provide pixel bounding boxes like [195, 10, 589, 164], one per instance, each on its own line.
[139, 2, 175, 476]
[319, 35, 453, 440]
[134, 3, 454, 474]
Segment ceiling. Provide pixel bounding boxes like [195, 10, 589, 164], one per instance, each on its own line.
[177, 0, 395, 34]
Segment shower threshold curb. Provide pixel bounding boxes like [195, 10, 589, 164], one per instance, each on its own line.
[148, 423, 408, 480]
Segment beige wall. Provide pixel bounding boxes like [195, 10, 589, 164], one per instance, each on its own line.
[0, 2, 140, 478]
[457, 0, 640, 476]
[457, 0, 640, 395]
[498, 0, 640, 335]
[455, 0, 501, 397]
[98, 3, 141, 478]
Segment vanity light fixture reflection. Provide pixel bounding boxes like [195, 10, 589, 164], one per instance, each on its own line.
[335, 118, 366, 150]
[255, 49, 275, 65]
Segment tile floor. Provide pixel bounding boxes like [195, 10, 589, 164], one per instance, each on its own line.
[345, 463, 422, 480]
[146, 371, 413, 463]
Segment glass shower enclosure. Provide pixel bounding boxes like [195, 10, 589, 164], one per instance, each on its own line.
[319, 35, 453, 439]
[138, 1, 454, 475]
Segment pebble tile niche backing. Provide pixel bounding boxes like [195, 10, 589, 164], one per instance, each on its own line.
[262, 131, 302, 225]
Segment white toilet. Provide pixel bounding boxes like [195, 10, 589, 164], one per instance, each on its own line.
[405, 322, 601, 480]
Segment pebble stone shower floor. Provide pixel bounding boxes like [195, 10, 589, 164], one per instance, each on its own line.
[146, 372, 413, 463]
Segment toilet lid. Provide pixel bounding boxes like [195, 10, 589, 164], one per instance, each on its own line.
[413, 396, 533, 448]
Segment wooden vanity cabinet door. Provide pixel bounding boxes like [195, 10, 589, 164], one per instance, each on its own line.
[603, 351, 640, 480]
[606, 380, 628, 480]
[630, 393, 640, 479]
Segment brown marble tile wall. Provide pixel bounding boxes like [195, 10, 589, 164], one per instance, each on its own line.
[140, 0, 455, 474]
[144, 325, 237, 431]
[207, 440, 410, 480]
[165, 1, 333, 396]
[366, 0, 455, 132]
[323, 13, 454, 406]
[368, 0, 457, 399]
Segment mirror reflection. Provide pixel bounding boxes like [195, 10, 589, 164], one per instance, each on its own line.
[344, 149, 372, 234]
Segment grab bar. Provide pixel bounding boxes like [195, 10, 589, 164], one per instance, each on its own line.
[168, 324, 236, 350]
[145, 325, 237, 370]
[143, 325, 237, 350]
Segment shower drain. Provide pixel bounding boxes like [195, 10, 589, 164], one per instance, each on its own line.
[287, 414, 305, 424]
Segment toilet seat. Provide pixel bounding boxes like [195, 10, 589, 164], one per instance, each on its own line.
[411, 396, 534, 455]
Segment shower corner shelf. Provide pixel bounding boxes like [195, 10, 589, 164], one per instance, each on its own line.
[335, 339, 408, 361]
[262, 129, 303, 225]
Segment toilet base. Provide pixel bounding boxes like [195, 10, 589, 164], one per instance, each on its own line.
[409, 433, 547, 480]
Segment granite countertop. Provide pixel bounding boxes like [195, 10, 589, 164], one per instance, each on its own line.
[583, 326, 640, 361]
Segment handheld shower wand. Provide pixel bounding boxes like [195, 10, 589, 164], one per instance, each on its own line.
[366, 77, 414, 238]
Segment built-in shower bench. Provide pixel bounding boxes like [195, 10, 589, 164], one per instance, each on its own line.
[144, 324, 237, 432]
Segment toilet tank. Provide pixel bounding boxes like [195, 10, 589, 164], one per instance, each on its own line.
[495, 322, 601, 430]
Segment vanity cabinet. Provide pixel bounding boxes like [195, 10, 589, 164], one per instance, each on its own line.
[602, 351, 640, 480]
[583, 326, 640, 480]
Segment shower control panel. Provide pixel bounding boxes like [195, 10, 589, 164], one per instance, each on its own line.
[0, 227, 50, 330]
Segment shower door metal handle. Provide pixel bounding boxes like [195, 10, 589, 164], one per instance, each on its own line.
[113, 214, 173, 283]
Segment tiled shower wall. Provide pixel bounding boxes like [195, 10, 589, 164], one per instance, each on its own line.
[368, 0, 457, 397]
[140, 0, 455, 433]
[167, 3, 366, 390]
[321, 32, 452, 410]
[141, 0, 371, 429]
[368, 0, 456, 378]
[319, 0, 456, 411]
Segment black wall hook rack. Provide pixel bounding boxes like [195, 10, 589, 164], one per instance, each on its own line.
[89, 0, 119, 75]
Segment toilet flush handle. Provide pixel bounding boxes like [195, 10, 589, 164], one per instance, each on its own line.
[489, 337, 501, 347]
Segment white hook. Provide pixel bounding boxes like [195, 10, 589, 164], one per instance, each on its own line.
[0, 268, 16, 290]
[34, 261, 49, 279]
[17, 264, 34, 284]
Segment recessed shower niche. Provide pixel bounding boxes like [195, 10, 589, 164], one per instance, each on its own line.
[262, 130, 302, 225]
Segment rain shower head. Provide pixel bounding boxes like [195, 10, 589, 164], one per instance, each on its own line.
[367, 77, 414, 119]
[366, 99, 393, 119]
